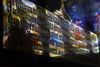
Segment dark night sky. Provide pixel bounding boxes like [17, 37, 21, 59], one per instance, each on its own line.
[29, 0, 61, 12]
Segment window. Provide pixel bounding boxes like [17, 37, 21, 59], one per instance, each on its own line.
[48, 22, 54, 30]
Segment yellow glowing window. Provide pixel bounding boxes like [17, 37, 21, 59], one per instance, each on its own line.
[29, 30, 39, 35]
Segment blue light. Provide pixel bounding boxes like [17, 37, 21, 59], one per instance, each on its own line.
[50, 37, 62, 44]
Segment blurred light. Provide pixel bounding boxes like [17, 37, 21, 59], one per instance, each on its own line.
[54, 10, 63, 16]
[70, 37, 76, 41]
[22, 0, 37, 9]
[75, 48, 90, 54]
[3, 35, 8, 46]
[49, 53, 61, 57]
[28, 30, 39, 35]
[92, 46, 99, 53]
[90, 31, 98, 44]
[50, 37, 62, 43]
[12, 14, 21, 22]
[55, 31, 58, 34]
[3, 0, 7, 12]
[95, 11, 100, 16]
[34, 50, 43, 55]
[37, 41, 42, 45]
